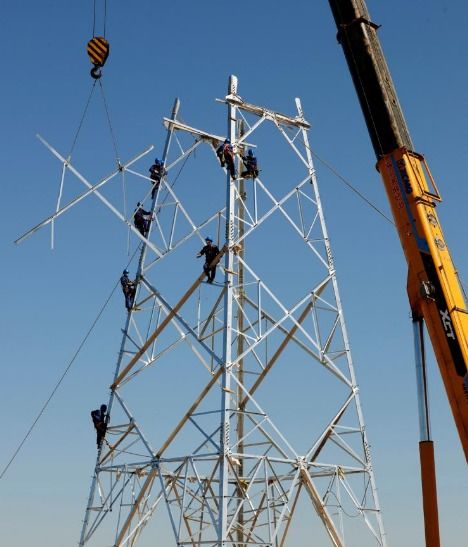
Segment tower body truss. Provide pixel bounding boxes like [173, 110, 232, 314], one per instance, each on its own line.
[76, 77, 386, 547]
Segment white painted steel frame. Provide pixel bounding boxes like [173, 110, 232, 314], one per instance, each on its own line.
[24, 78, 386, 546]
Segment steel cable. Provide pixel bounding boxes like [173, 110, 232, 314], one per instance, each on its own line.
[98, 80, 120, 164]
[291, 126, 394, 225]
[69, 81, 97, 158]
[0, 247, 140, 481]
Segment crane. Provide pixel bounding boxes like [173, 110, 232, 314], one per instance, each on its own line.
[327, 1, 468, 546]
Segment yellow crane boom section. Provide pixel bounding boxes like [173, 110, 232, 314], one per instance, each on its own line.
[378, 148, 468, 459]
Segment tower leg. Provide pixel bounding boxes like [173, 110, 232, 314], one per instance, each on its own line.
[218, 74, 238, 545]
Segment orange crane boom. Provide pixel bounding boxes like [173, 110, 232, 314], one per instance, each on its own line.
[327, 1, 468, 545]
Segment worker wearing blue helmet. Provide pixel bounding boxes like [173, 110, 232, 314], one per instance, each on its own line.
[120, 269, 136, 311]
[216, 138, 236, 179]
[148, 157, 167, 199]
[196, 236, 220, 284]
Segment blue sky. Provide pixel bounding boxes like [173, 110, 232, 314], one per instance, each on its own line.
[1, 1, 467, 546]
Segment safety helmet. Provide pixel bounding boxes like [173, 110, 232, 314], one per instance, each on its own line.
[224, 138, 230, 144]
[205, 236, 213, 242]
[248, 149, 253, 156]
[123, 269, 129, 275]
[100, 404, 107, 412]
[154, 158, 160, 164]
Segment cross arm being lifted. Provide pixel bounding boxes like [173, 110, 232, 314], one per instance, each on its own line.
[15, 139, 154, 245]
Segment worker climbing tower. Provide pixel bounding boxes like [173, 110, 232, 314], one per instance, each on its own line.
[20, 75, 385, 546]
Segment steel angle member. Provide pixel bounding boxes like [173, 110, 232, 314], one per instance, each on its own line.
[162, 118, 257, 149]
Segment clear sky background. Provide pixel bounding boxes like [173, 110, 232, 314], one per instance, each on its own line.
[1, 1, 467, 546]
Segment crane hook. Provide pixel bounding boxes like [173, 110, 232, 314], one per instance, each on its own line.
[87, 37, 110, 79]
[90, 65, 102, 80]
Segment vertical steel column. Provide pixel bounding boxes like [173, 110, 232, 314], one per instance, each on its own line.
[218, 75, 237, 545]
[78, 98, 180, 547]
[412, 316, 440, 547]
[236, 121, 246, 547]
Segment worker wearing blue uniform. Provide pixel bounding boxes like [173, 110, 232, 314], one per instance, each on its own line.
[134, 203, 152, 237]
[241, 149, 259, 178]
[120, 269, 136, 311]
[91, 404, 108, 448]
[196, 236, 220, 283]
[149, 158, 167, 199]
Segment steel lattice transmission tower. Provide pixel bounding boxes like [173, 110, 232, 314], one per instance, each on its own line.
[73, 76, 386, 546]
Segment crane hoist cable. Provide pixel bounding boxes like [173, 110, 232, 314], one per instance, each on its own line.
[87, 0, 110, 79]
[92, 0, 108, 37]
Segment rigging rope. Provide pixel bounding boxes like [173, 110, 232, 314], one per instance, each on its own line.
[293, 128, 394, 225]
[297, 122, 468, 290]
[310, 147, 394, 225]
[69, 81, 98, 157]
[0, 247, 140, 481]
[98, 80, 120, 164]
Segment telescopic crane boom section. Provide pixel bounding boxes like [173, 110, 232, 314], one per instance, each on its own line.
[328, 3, 468, 545]
[328, 0, 468, 459]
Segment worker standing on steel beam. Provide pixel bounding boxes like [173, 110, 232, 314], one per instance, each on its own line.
[196, 236, 220, 284]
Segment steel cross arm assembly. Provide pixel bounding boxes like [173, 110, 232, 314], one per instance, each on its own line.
[15, 139, 154, 245]
[18, 136, 165, 258]
[111, 246, 227, 389]
[162, 118, 256, 149]
[218, 94, 311, 129]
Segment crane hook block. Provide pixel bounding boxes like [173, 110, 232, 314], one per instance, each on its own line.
[87, 37, 110, 78]
[90, 66, 102, 80]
